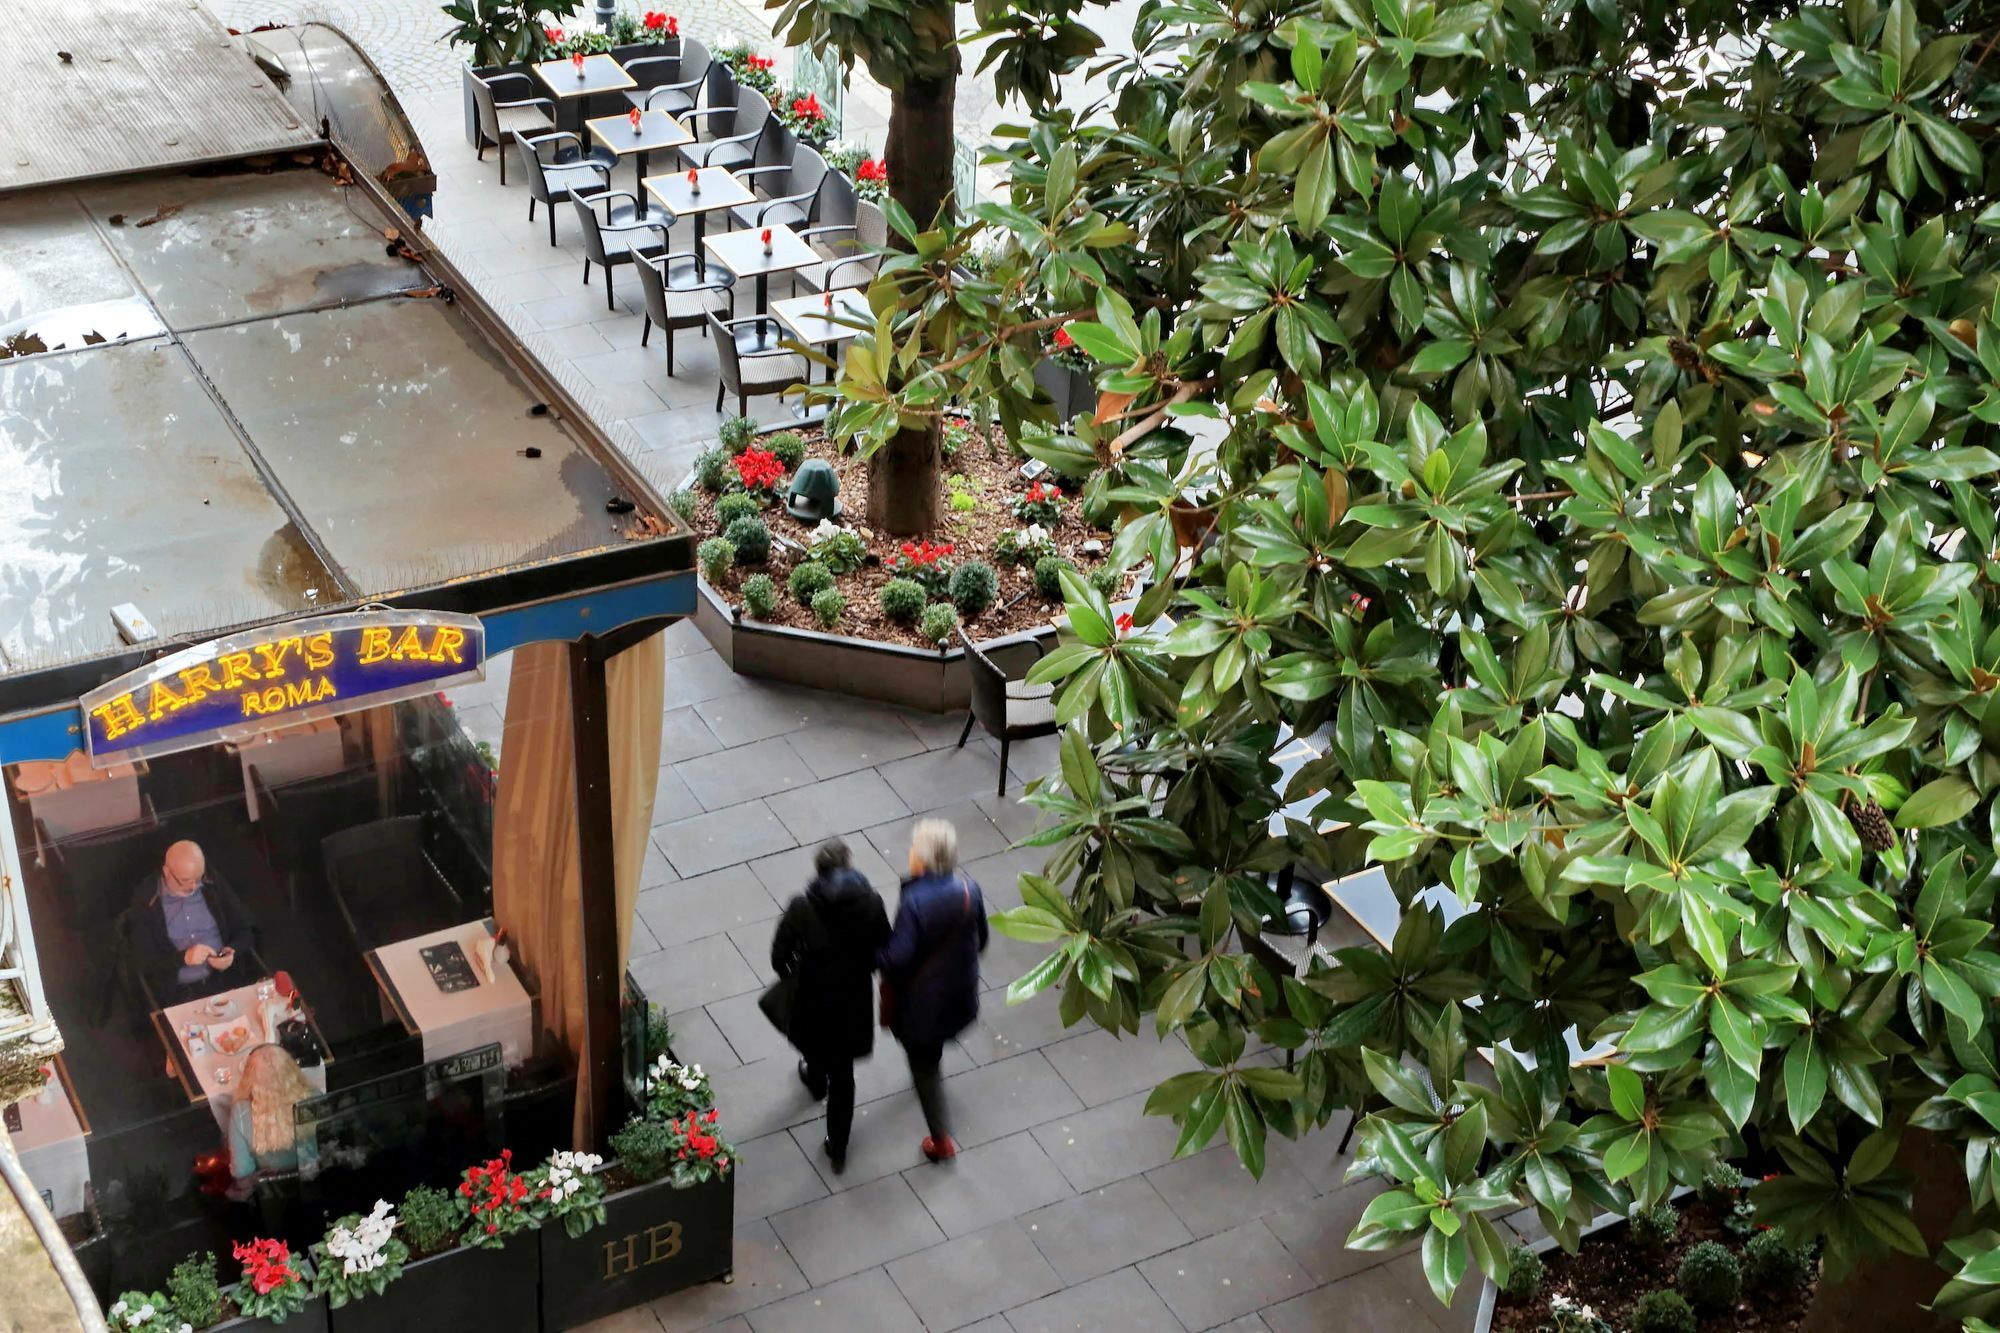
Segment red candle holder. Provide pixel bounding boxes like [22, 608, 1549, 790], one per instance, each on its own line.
[760, 226, 773, 254]
[687, 167, 700, 193]
[628, 106, 643, 133]
[571, 52, 586, 76]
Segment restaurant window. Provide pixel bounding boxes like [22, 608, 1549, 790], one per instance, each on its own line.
[0, 644, 587, 1282]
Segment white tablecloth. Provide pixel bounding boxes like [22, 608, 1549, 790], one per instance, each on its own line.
[159, 980, 329, 1133]
[369, 920, 534, 1068]
[8, 1061, 87, 1217]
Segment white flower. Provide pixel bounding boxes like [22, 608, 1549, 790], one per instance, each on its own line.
[1021, 524, 1049, 546]
[110, 1303, 126, 1319]
[810, 519, 846, 545]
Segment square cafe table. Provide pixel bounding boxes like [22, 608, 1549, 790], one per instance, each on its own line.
[771, 287, 870, 382]
[588, 110, 693, 218]
[363, 918, 535, 1067]
[533, 54, 637, 143]
[155, 978, 333, 1133]
[704, 223, 818, 345]
[644, 167, 756, 275]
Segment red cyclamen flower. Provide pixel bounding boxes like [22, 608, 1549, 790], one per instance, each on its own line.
[545, 27, 563, 41]
[1053, 326, 1074, 349]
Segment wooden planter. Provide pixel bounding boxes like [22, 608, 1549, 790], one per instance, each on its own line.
[324, 1236, 538, 1333]
[538, 1173, 734, 1330]
[213, 1291, 329, 1333]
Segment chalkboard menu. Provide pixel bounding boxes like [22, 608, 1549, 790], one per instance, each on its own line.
[420, 940, 479, 994]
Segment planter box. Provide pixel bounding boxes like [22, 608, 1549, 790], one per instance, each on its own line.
[215, 1294, 329, 1333]
[538, 1173, 734, 1329]
[1472, 1187, 1693, 1331]
[325, 1236, 537, 1333]
[1034, 359, 1095, 421]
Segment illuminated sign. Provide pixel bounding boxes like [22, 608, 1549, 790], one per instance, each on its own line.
[81, 610, 486, 767]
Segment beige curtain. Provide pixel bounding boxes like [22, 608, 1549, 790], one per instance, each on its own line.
[491, 633, 664, 1145]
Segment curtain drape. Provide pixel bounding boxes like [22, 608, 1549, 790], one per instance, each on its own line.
[606, 634, 664, 975]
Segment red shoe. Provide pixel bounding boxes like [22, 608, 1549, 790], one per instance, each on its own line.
[920, 1135, 957, 1163]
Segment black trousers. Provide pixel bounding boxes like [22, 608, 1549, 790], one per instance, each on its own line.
[903, 1040, 949, 1140]
[804, 1056, 857, 1153]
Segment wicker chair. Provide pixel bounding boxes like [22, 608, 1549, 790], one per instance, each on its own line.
[468, 70, 554, 186]
[955, 629, 1059, 797]
[732, 145, 830, 231]
[678, 84, 770, 173]
[510, 130, 609, 246]
[569, 192, 672, 310]
[708, 312, 807, 416]
[797, 197, 888, 294]
[626, 38, 713, 117]
[634, 251, 733, 374]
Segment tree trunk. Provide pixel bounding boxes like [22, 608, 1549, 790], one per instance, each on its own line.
[1799, 1128, 1964, 1332]
[885, 71, 958, 235]
[868, 420, 942, 537]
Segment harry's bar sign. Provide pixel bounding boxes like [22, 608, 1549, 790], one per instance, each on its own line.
[81, 610, 486, 767]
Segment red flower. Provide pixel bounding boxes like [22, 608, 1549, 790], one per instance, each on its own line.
[669, 16, 679, 34]
[642, 9, 668, 29]
[545, 26, 564, 42]
[856, 158, 888, 183]
[1116, 613, 1134, 634]
[1053, 326, 1074, 349]
[735, 447, 784, 492]
[748, 54, 774, 71]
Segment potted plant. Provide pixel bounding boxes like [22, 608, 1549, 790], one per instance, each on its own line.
[775, 89, 834, 148]
[536, 1063, 735, 1329]
[311, 1201, 409, 1327]
[325, 1168, 538, 1331]
[1033, 325, 1095, 421]
[446, 0, 573, 145]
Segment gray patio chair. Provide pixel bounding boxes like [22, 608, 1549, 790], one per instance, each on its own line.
[626, 38, 713, 117]
[678, 84, 770, 173]
[797, 198, 889, 294]
[731, 145, 830, 231]
[570, 192, 672, 311]
[708, 312, 807, 417]
[633, 251, 733, 375]
[510, 130, 610, 246]
[955, 629, 1058, 796]
[468, 69, 555, 186]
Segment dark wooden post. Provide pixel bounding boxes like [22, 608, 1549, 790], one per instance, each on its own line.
[568, 634, 622, 1152]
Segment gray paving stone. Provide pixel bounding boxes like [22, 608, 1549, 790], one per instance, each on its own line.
[961, 845, 1048, 912]
[651, 764, 706, 825]
[1044, 1027, 1201, 1108]
[1211, 1317, 1273, 1333]
[637, 865, 781, 944]
[1262, 1178, 1395, 1284]
[770, 1174, 946, 1286]
[666, 651, 753, 709]
[726, 922, 782, 988]
[863, 799, 1011, 869]
[642, 836, 681, 889]
[628, 933, 762, 1014]
[885, 1222, 1063, 1331]
[676, 736, 820, 810]
[661, 705, 726, 764]
[1138, 1220, 1317, 1332]
[1003, 1267, 1185, 1333]
[656, 800, 798, 877]
[974, 791, 1050, 844]
[1146, 1142, 1325, 1241]
[733, 1130, 830, 1222]
[708, 987, 795, 1066]
[852, 1035, 975, 1110]
[958, 988, 1078, 1065]
[782, 710, 931, 778]
[1031, 1090, 1187, 1194]
[939, 1051, 1084, 1148]
[696, 684, 833, 747]
[644, 1219, 808, 1332]
[766, 768, 910, 843]
[787, 1086, 932, 1192]
[877, 745, 1016, 811]
[1020, 1175, 1194, 1285]
[1259, 1256, 1461, 1333]
[664, 1005, 742, 1073]
[999, 732, 1062, 790]
[662, 618, 711, 659]
[902, 1131, 1075, 1238]
[709, 1053, 827, 1142]
[744, 1266, 927, 1333]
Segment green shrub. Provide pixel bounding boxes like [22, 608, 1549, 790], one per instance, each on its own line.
[1677, 1240, 1741, 1314]
[1743, 1228, 1812, 1294]
[789, 561, 835, 605]
[725, 516, 771, 565]
[1033, 554, 1073, 602]
[1630, 1289, 1697, 1333]
[167, 1252, 225, 1328]
[694, 448, 731, 492]
[644, 1005, 674, 1062]
[399, 1185, 459, 1257]
[716, 492, 762, 529]
[719, 415, 757, 454]
[949, 561, 998, 617]
[1629, 1203, 1680, 1249]
[766, 431, 806, 470]
[1500, 1244, 1543, 1302]
[920, 602, 959, 645]
[880, 578, 926, 624]
[742, 574, 778, 618]
[811, 587, 845, 628]
[609, 1115, 675, 1184]
[1698, 1161, 1743, 1211]
[698, 537, 734, 582]
[667, 489, 698, 523]
[1088, 563, 1123, 599]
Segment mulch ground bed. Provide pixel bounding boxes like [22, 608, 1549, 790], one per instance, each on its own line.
[687, 422, 1117, 650]
[1493, 1197, 1815, 1332]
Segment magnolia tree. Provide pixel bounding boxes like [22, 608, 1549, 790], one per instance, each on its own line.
[824, 0, 2000, 1318]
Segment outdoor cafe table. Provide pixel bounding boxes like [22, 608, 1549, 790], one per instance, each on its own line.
[154, 978, 331, 1133]
[363, 918, 534, 1067]
[771, 288, 870, 382]
[704, 223, 817, 345]
[532, 54, 636, 144]
[644, 167, 756, 275]
[588, 109, 692, 217]
[6, 1055, 89, 1218]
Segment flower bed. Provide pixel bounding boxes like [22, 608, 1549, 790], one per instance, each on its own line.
[676, 418, 1119, 651]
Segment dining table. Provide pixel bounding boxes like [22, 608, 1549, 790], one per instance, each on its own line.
[6, 1056, 89, 1218]
[532, 54, 637, 147]
[703, 223, 818, 346]
[771, 288, 871, 383]
[363, 918, 535, 1067]
[154, 978, 332, 1133]
[587, 109, 693, 217]
[644, 167, 756, 275]
[11, 751, 144, 840]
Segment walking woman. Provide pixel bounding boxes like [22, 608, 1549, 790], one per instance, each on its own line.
[771, 839, 889, 1174]
[878, 819, 988, 1163]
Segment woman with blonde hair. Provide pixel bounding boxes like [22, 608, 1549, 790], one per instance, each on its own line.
[227, 1044, 310, 1188]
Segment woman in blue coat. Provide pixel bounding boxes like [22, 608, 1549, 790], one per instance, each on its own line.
[877, 819, 988, 1162]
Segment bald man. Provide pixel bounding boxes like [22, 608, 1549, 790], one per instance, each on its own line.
[132, 840, 257, 1001]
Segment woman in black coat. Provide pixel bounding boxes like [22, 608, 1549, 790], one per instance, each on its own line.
[771, 839, 889, 1173]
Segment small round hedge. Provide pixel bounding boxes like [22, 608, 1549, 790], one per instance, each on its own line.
[742, 574, 778, 619]
[718, 415, 757, 454]
[920, 603, 958, 645]
[1629, 1204, 1680, 1250]
[811, 587, 845, 628]
[716, 492, 762, 529]
[1630, 1289, 1697, 1333]
[949, 561, 998, 617]
[788, 561, 835, 606]
[1743, 1229, 1812, 1294]
[724, 516, 771, 565]
[694, 448, 731, 493]
[1088, 563, 1123, 599]
[1033, 554, 1073, 602]
[1677, 1240, 1741, 1315]
[1499, 1245, 1542, 1302]
[765, 431, 806, 470]
[697, 537, 733, 581]
[668, 489, 698, 522]
[880, 578, 926, 624]
[1697, 1162, 1742, 1211]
